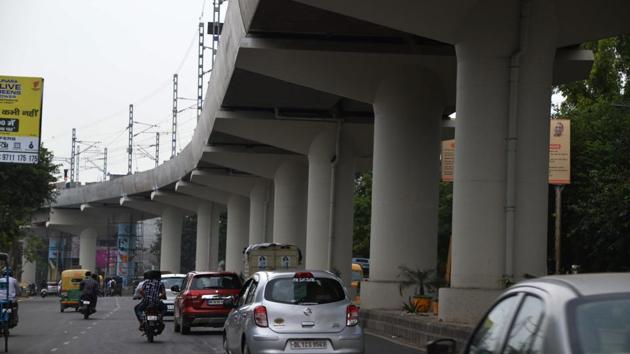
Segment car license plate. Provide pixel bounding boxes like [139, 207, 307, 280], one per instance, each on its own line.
[167, 305, 174, 310]
[207, 299, 223, 305]
[290, 340, 327, 350]
[82, 301, 90, 305]
[146, 315, 158, 321]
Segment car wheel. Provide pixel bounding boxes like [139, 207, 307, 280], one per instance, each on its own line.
[60, 304, 64, 313]
[181, 322, 190, 335]
[223, 332, 231, 354]
[242, 340, 251, 354]
[174, 316, 181, 333]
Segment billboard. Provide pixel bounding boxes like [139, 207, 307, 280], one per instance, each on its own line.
[548, 119, 571, 185]
[0, 75, 44, 164]
[441, 139, 456, 182]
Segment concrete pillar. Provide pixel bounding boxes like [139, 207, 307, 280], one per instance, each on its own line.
[330, 131, 356, 290]
[361, 71, 443, 309]
[305, 130, 336, 270]
[226, 195, 250, 275]
[265, 184, 274, 243]
[249, 181, 269, 245]
[21, 257, 36, 285]
[440, 44, 512, 323]
[195, 201, 213, 271]
[440, 0, 558, 324]
[79, 227, 97, 273]
[273, 160, 308, 254]
[513, 1, 557, 279]
[209, 204, 224, 270]
[161, 207, 184, 273]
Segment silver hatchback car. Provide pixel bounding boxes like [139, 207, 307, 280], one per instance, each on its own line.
[428, 273, 630, 354]
[223, 270, 364, 354]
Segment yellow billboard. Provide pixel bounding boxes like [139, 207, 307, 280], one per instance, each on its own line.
[0, 75, 44, 164]
[548, 119, 571, 185]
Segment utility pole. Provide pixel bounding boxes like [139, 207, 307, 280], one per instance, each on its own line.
[75, 150, 80, 183]
[172, 74, 178, 158]
[128, 104, 133, 175]
[197, 22, 205, 121]
[70, 128, 76, 182]
[103, 148, 108, 181]
[211, 0, 221, 68]
[554, 185, 564, 274]
[155, 132, 160, 167]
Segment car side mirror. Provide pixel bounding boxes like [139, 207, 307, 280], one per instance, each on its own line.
[427, 339, 456, 354]
[171, 285, 180, 292]
[223, 297, 236, 308]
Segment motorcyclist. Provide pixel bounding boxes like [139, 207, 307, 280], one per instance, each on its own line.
[79, 272, 99, 313]
[106, 278, 117, 296]
[134, 271, 166, 331]
[0, 269, 21, 327]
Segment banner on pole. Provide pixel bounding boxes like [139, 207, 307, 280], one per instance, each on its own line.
[548, 119, 571, 185]
[0, 75, 44, 164]
[441, 139, 456, 182]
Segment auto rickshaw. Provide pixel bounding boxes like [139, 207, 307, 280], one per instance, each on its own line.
[59, 269, 90, 312]
[351, 263, 363, 305]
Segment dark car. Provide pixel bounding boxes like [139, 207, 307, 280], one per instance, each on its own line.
[173, 271, 242, 334]
[428, 273, 630, 354]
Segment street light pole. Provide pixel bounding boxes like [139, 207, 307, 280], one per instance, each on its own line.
[554, 184, 564, 274]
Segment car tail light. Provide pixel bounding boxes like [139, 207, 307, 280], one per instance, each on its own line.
[254, 306, 268, 327]
[183, 293, 202, 307]
[346, 304, 359, 326]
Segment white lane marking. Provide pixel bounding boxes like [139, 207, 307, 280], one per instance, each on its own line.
[209, 345, 223, 353]
[87, 326, 92, 330]
[50, 349, 58, 352]
[80, 331, 85, 334]
[63, 341, 70, 345]
[72, 336, 78, 340]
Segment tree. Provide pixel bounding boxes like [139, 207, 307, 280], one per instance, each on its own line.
[352, 172, 372, 257]
[555, 36, 630, 272]
[0, 146, 57, 268]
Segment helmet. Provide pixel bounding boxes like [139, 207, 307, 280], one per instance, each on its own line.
[144, 270, 161, 281]
[2, 268, 12, 277]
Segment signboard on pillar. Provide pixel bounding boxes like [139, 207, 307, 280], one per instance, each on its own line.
[549, 119, 571, 185]
[48, 239, 58, 260]
[441, 139, 455, 182]
[0, 75, 44, 164]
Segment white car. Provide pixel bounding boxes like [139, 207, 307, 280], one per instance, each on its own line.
[223, 270, 364, 354]
[161, 274, 186, 316]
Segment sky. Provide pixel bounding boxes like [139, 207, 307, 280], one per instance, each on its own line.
[1, 0, 227, 182]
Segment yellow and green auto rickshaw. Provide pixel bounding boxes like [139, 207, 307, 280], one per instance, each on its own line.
[59, 269, 90, 312]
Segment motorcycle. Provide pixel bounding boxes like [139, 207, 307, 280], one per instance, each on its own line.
[142, 306, 164, 343]
[79, 297, 94, 320]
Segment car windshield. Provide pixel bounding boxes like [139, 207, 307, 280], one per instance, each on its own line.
[571, 294, 630, 354]
[264, 277, 345, 305]
[190, 275, 241, 290]
[161, 277, 184, 290]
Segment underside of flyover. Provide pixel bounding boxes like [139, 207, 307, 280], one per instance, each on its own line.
[33, 0, 630, 324]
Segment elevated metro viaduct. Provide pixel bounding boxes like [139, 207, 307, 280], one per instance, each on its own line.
[30, 0, 629, 324]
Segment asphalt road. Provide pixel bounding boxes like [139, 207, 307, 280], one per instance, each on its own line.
[7, 296, 422, 354]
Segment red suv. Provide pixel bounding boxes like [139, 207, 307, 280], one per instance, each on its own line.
[173, 271, 242, 334]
